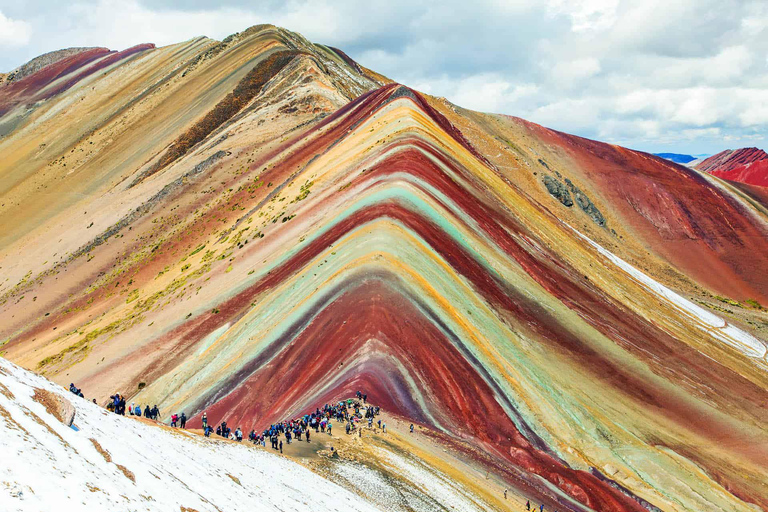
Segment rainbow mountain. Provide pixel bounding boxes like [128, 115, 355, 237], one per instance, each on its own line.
[1, 24, 767, 512]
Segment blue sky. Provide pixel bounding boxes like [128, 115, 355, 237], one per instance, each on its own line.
[1, 0, 766, 155]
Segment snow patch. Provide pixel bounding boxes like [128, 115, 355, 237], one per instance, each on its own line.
[0, 358, 384, 512]
[572, 229, 767, 361]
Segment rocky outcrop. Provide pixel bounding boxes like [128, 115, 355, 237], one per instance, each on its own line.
[32, 387, 75, 426]
[542, 173, 606, 226]
[564, 178, 606, 226]
[542, 174, 573, 206]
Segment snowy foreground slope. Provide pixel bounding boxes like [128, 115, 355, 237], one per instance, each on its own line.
[0, 358, 383, 512]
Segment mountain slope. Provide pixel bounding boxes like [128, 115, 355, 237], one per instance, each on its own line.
[1, 24, 767, 512]
[695, 147, 768, 187]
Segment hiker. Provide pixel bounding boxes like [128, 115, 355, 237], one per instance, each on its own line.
[180, 412, 187, 429]
[204, 425, 212, 437]
[327, 422, 332, 435]
[171, 414, 178, 427]
[151, 405, 159, 420]
[504, 489, 507, 500]
[279, 440, 283, 453]
[134, 404, 141, 417]
[382, 422, 386, 433]
[216, 426, 222, 436]
[202, 412, 208, 429]
[526, 501, 530, 511]
[540, 505, 544, 512]
[129, 403, 135, 415]
[235, 427, 243, 441]
[117, 396, 126, 415]
[345, 422, 350, 435]
[410, 424, 414, 433]
[306, 429, 310, 442]
[144, 405, 151, 418]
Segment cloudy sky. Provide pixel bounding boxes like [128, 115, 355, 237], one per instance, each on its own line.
[1, 0, 766, 155]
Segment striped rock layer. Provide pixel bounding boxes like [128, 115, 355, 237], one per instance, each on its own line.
[1, 24, 767, 512]
[695, 147, 768, 187]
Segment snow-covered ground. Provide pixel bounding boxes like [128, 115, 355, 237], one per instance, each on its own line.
[572, 228, 767, 362]
[0, 357, 384, 512]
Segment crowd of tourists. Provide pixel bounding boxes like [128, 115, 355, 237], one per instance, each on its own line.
[69, 382, 554, 511]
[197, 391, 383, 452]
[104, 392, 162, 420]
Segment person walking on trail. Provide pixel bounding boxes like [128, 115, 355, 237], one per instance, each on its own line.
[180, 412, 187, 429]
[306, 429, 311, 442]
[327, 422, 332, 436]
[540, 505, 544, 512]
[410, 424, 414, 433]
[382, 422, 386, 433]
[202, 412, 208, 429]
[171, 414, 178, 427]
[279, 440, 283, 453]
[134, 404, 141, 417]
[526, 500, 530, 511]
[504, 489, 507, 500]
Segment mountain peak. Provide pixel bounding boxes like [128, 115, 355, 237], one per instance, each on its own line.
[1, 22, 767, 512]
[695, 146, 768, 186]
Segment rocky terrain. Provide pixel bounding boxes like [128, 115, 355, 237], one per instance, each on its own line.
[1, 24, 767, 512]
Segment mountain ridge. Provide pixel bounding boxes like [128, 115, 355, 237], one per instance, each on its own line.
[1, 23, 767, 512]
[695, 147, 768, 187]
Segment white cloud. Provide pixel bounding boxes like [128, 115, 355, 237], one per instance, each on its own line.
[0, 11, 32, 48]
[412, 74, 539, 114]
[552, 57, 601, 82]
[547, 0, 618, 32]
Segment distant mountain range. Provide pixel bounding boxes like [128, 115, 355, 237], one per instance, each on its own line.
[653, 152, 699, 164]
[654, 148, 768, 188]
